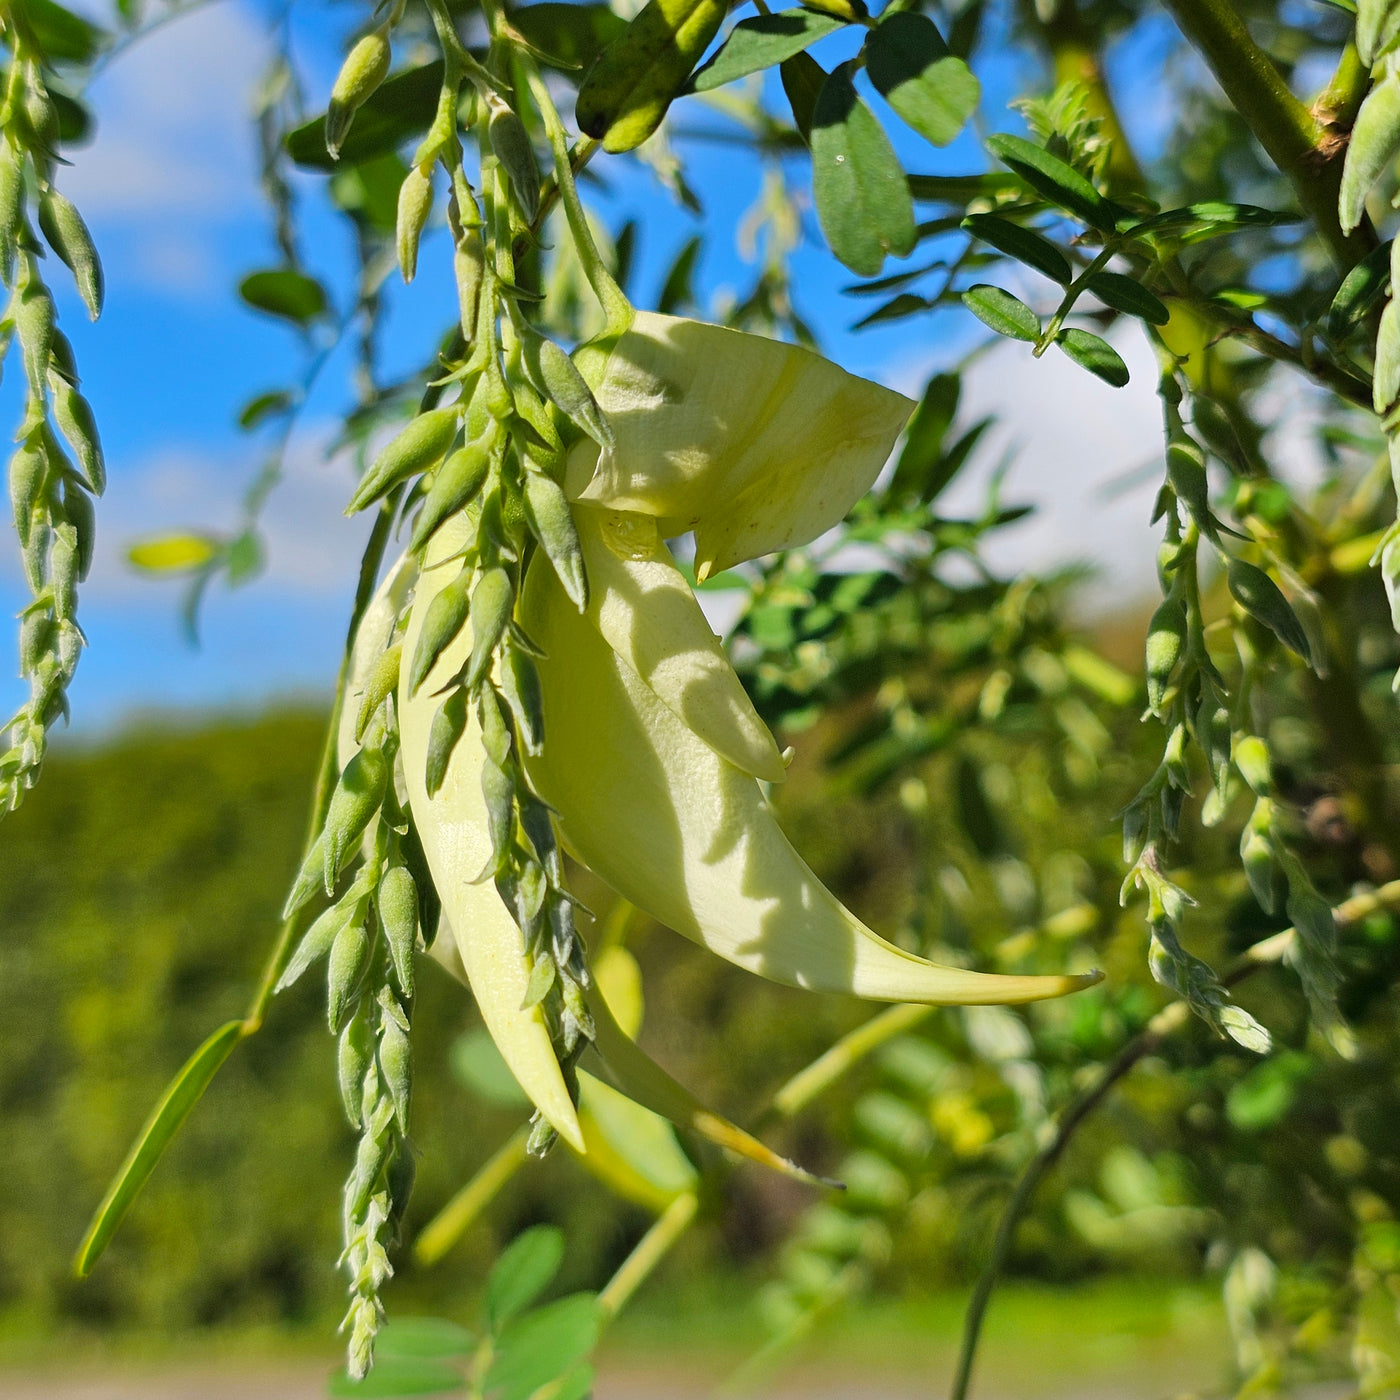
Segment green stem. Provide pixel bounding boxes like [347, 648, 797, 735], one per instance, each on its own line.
[597, 1191, 700, 1320]
[1314, 41, 1369, 132]
[1035, 245, 1115, 355]
[947, 878, 1400, 1400]
[1157, 0, 1371, 269]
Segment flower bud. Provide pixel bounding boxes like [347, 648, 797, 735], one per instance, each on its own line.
[377, 1007, 412, 1130]
[39, 188, 103, 320]
[410, 433, 495, 551]
[346, 405, 459, 514]
[9, 442, 45, 547]
[327, 918, 372, 1033]
[466, 567, 513, 689]
[51, 377, 104, 493]
[326, 32, 391, 160]
[487, 99, 541, 224]
[15, 279, 55, 395]
[338, 1013, 374, 1130]
[425, 688, 468, 798]
[1233, 734, 1272, 794]
[1145, 597, 1186, 711]
[523, 471, 587, 611]
[378, 864, 418, 999]
[409, 565, 471, 695]
[322, 746, 389, 891]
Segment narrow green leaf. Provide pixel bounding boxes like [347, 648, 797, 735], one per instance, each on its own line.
[1327, 238, 1391, 339]
[487, 1225, 566, 1330]
[851, 291, 932, 327]
[811, 62, 917, 276]
[239, 268, 328, 325]
[1341, 74, 1400, 234]
[890, 372, 958, 500]
[960, 213, 1070, 283]
[1127, 201, 1301, 240]
[1227, 559, 1314, 664]
[1086, 270, 1170, 324]
[865, 12, 978, 148]
[512, 3, 628, 71]
[286, 61, 445, 171]
[658, 234, 701, 314]
[908, 171, 1022, 204]
[780, 49, 826, 143]
[984, 132, 1115, 232]
[961, 283, 1039, 341]
[75, 1020, 245, 1276]
[692, 10, 842, 91]
[237, 390, 294, 430]
[1055, 327, 1129, 386]
[576, 0, 728, 152]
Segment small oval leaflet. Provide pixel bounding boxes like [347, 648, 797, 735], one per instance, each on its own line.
[1086, 270, 1169, 325]
[1055, 328, 1130, 387]
[239, 267, 328, 325]
[961, 213, 1070, 284]
[691, 10, 843, 91]
[985, 132, 1115, 233]
[961, 284, 1040, 342]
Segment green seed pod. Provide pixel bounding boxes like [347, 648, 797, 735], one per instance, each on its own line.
[19, 607, 53, 674]
[377, 864, 418, 998]
[61, 479, 95, 580]
[39, 189, 104, 320]
[410, 435, 495, 552]
[346, 406, 460, 515]
[480, 754, 514, 862]
[326, 32, 392, 159]
[378, 1011, 412, 1130]
[50, 522, 78, 620]
[327, 918, 372, 1033]
[1233, 734, 1272, 794]
[21, 516, 49, 592]
[408, 565, 471, 694]
[396, 165, 433, 284]
[0, 144, 23, 285]
[499, 643, 544, 755]
[487, 101, 541, 224]
[522, 331, 612, 449]
[9, 442, 46, 548]
[322, 746, 389, 892]
[276, 894, 358, 992]
[51, 378, 104, 493]
[1144, 597, 1186, 711]
[15, 280, 55, 395]
[424, 687, 468, 798]
[338, 1013, 375, 1131]
[522, 471, 587, 611]
[453, 228, 484, 342]
[466, 567, 513, 689]
[354, 643, 401, 743]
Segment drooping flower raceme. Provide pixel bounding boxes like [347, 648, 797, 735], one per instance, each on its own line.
[385, 313, 1099, 1158]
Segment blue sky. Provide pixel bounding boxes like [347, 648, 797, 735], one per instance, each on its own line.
[0, 0, 1214, 738]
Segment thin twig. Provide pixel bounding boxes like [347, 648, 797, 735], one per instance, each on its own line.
[948, 879, 1400, 1400]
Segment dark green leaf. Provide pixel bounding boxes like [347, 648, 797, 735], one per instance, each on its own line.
[239, 269, 328, 325]
[658, 234, 701, 314]
[327, 1358, 464, 1397]
[890, 372, 958, 500]
[237, 390, 294, 430]
[487, 1225, 566, 1330]
[1056, 327, 1129, 386]
[1227, 559, 1314, 663]
[331, 153, 409, 235]
[1328, 239, 1391, 339]
[865, 12, 978, 148]
[285, 62, 444, 171]
[75, 1020, 245, 1276]
[960, 213, 1070, 283]
[692, 10, 843, 91]
[780, 49, 826, 143]
[512, 3, 628, 70]
[483, 1294, 600, 1400]
[811, 62, 917, 276]
[575, 0, 728, 152]
[1086, 270, 1170, 324]
[961, 283, 1039, 341]
[1127, 201, 1302, 242]
[30, 0, 106, 64]
[852, 292, 932, 327]
[908, 171, 1022, 204]
[984, 132, 1115, 232]
[53, 90, 93, 147]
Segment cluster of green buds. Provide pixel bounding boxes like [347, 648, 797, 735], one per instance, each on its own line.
[1124, 349, 1341, 1050]
[0, 26, 104, 813]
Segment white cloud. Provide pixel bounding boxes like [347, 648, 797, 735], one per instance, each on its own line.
[59, 1, 269, 292]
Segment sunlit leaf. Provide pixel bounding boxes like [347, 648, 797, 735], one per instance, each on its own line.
[691, 10, 842, 91]
[1055, 327, 1129, 386]
[865, 12, 978, 148]
[962, 283, 1039, 341]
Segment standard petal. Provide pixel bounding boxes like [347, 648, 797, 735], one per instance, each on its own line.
[400, 518, 584, 1152]
[521, 554, 1100, 1007]
[577, 504, 786, 783]
[569, 311, 913, 575]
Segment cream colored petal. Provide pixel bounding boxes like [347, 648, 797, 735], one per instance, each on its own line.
[522, 554, 1100, 1007]
[572, 312, 913, 574]
[577, 505, 785, 783]
[400, 518, 584, 1152]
